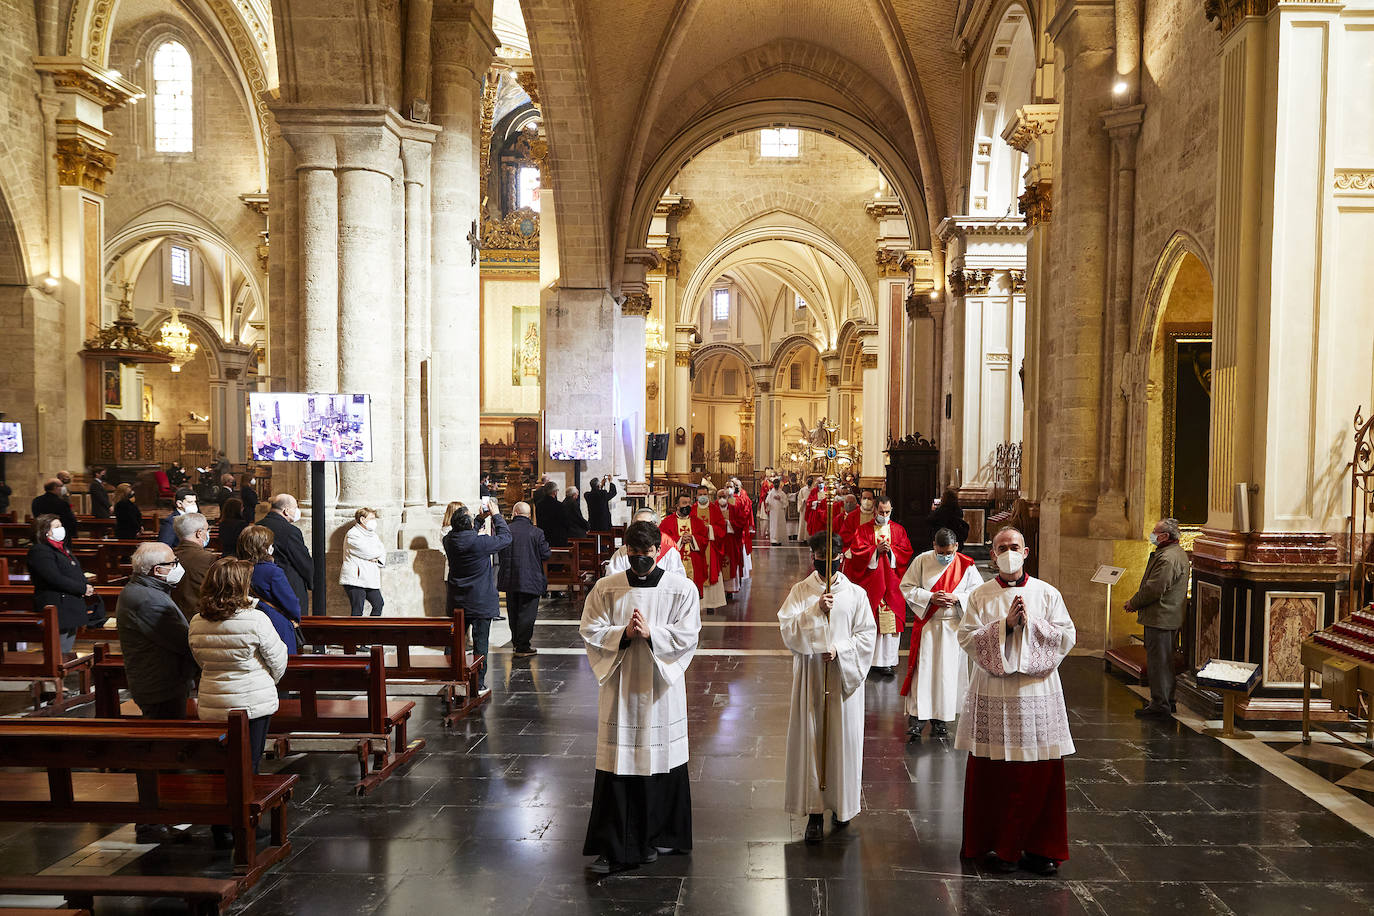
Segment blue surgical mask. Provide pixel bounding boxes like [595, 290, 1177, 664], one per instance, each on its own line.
[1147, 533, 1160, 547]
[936, 553, 954, 566]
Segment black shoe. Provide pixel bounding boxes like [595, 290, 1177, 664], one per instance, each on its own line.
[1134, 705, 1170, 719]
[907, 716, 924, 737]
[640, 849, 658, 864]
[512, 648, 537, 658]
[930, 721, 949, 739]
[654, 846, 682, 855]
[831, 814, 850, 832]
[982, 852, 1018, 874]
[1019, 853, 1059, 877]
[804, 814, 823, 844]
[135, 824, 173, 844]
[588, 855, 635, 875]
[882, 667, 895, 677]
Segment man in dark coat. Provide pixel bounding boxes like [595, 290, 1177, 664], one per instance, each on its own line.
[498, 502, 551, 658]
[261, 493, 314, 616]
[1125, 518, 1192, 719]
[31, 479, 78, 548]
[157, 488, 198, 547]
[239, 475, 259, 521]
[116, 542, 198, 718]
[563, 487, 590, 541]
[444, 506, 511, 691]
[89, 467, 112, 518]
[584, 475, 617, 532]
[535, 481, 569, 547]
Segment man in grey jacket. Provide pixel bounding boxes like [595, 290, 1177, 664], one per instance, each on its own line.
[1125, 518, 1191, 719]
[116, 542, 200, 842]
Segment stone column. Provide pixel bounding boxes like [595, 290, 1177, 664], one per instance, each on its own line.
[822, 354, 842, 426]
[859, 351, 884, 480]
[751, 364, 773, 471]
[670, 336, 693, 474]
[398, 132, 438, 531]
[430, 7, 492, 506]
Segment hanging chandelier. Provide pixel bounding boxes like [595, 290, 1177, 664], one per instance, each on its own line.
[159, 308, 198, 372]
[644, 317, 667, 364]
[80, 282, 175, 365]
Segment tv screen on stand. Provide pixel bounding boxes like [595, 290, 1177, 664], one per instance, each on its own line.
[0, 422, 22, 454]
[548, 428, 602, 462]
[249, 393, 373, 462]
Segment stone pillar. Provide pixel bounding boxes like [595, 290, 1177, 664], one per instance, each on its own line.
[751, 364, 774, 471]
[859, 351, 884, 480]
[670, 336, 693, 474]
[400, 134, 438, 528]
[822, 354, 842, 428]
[430, 7, 492, 506]
[543, 287, 621, 482]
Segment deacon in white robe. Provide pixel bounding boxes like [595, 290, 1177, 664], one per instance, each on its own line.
[766, 483, 789, 545]
[778, 533, 876, 842]
[955, 527, 1074, 875]
[606, 543, 687, 578]
[580, 521, 702, 873]
[898, 534, 984, 738]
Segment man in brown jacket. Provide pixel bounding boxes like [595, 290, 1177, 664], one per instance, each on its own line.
[1125, 518, 1191, 718]
[171, 512, 219, 620]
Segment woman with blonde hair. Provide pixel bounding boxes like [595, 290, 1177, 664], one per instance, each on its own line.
[441, 501, 466, 538]
[188, 558, 287, 772]
[341, 507, 386, 616]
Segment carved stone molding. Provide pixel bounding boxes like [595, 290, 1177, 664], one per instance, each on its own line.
[239, 193, 269, 216]
[481, 207, 539, 250]
[859, 352, 879, 370]
[1334, 169, 1374, 192]
[655, 197, 693, 220]
[875, 248, 905, 277]
[675, 349, 692, 368]
[1019, 180, 1053, 226]
[825, 373, 840, 388]
[621, 293, 653, 317]
[1001, 104, 1061, 153]
[255, 231, 269, 272]
[757, 380, 771, 393]
[646, 380, 659, 400]
[55, 136, 116, 193]
[1203, 0, 1277, 37]
[654, 244, 682, 277]
[516, 70, 540, 106]
[1009, 269, 1026, 293]
[906, 291, 933, 320]
[865, 198, 904, 219]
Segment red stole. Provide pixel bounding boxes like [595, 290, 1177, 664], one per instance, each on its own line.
[900, 552, 977, 696]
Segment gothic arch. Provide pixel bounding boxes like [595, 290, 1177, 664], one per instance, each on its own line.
[965, 4, 1036, 217]
[1137, 230, 1214, 354]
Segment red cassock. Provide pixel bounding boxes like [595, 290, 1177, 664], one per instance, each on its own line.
[725, 498, 754, 579]
[662, 514, 711, 594]
[842, 520, 914, 630]
[839, 508, 875, 549]
[734, 493, 754, 553]
[806, 495, 845, 540]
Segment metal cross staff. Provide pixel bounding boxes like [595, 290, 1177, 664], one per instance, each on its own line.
[806, 417, 856, 790]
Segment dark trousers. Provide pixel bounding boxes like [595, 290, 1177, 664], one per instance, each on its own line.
[248, 715, 272, 774]
[344, 585, 384, 617]
[139, 693, 189, 719]
[467, 618, 492, 690]
[506, 591, 540, 651]
[1143, 626, 1178, 710]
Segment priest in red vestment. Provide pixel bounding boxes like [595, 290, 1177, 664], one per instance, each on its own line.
[662, 494, 726, 612]
[839, 491, 875, 548]
[806, 483, 845, 539]
[842, 495, 913, 676]
[724, 486, 754, 592]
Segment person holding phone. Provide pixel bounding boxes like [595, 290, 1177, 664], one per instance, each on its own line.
[443, 500, 511, 692]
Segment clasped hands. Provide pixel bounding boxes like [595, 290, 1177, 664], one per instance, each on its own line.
[1006, 596, 1027, 629]
[625, 609, 651, 641]
[816, 594, 836, 662]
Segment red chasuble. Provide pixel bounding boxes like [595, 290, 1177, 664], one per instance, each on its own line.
[661, 514, 720, 593]
[726, 497, 753, 575]
[806, 495, 845, 539]
[843, 520, 914, 631]
[899, 551, 977, 696]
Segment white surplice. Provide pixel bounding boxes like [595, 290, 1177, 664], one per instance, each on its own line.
[605, 545, 687, 579]
[766, 489, 789, 544]
[778, 571, 876, 822]
[580, 570, 702, 775]
[900, 551, 984, 721]
[953, 575, 1076, 761]
[795, 488, 810, 540]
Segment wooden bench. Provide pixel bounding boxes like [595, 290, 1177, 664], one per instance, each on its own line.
[92, 645, 424, 795]
[0, 584, 121, 613]
[0, 877, 234, 915]
[295, 614, 489, 723]
[0, 606, 95, 715]
[0, 712, 295, 887]
[545, 544, 583, 600]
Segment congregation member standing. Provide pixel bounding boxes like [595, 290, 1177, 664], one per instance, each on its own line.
[157, 488, 198, 547]
[535, 482, 569, 547]
[498, 501, 550, 658]
[171, 513, 218, 621]
[88, 467, 112, 518]
[579, 521, 701, 874]
[899, 528, 982, 738]
[1124, 518, 1190, 719]
[28, 514, 100, 652]
[765, 478, 789, 546]
[609, 509, 685, 577]
[217, 498, 249, 558]
[927, 488, 970, 549]
[842, 495, 913, 677]
[261, 494, 313, 615]
[585, 475, 617, 531]
[340, 507, 386, 617]
[31, 479, 77, 548]
[113, 484, 144, 538]
[778, 533, 876, 843]
[956, 527, 1075, 876]
[563, 486, 590, 540]
[444, 503, 511, 692]
[237, 526, 301, 655]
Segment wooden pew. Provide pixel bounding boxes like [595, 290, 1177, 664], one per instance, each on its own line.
[0, 711, 294, 887]
[545, 543, 582, 600]
[295, 614, 489, 723]
[73, 516, 116, 539]
[0, 522, 32, 547]
[0, 879, 235, 916]
[0, 584, 121, 613]
[92, 645, 424, 795]
[0, 606, 95, 715]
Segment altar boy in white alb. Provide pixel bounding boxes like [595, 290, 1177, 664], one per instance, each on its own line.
[955, 526, 1075, 877]
[899, 527, 983, 739]
[778, 532, 877, 843]
[580, 521, 702, 875]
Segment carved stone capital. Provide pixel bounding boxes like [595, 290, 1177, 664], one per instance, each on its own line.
[675, 349, 693, 367]
[859, 352, 879, 370]
[1001, 104, 1061, 153]
[34, 57, 143, 111]
[948, 268, 993, 297]
[55, 137, 117, 193]
[1203, 0, 1277, 37]
[875, 247, 905, 277]
[516, 70, 540, 106]
[865, 198, 904, 219]
[255, 231, 269, 273]
[1019, 179, 1053, 227]
[825, 373, 840, 388]
[1009, 269, 1026, 293]
[756, 379, 771, 393]
[621, 292, 653, 317]
[654, 243, 682, 277]
[240, 193, 269, 216]
[946, 269, 966, 299]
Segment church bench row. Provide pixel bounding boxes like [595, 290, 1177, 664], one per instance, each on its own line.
[0, 606, 94, 715]
[0, 877, 236, 916]
[0, 711, 295, 891]
[91, 644, 424, 795]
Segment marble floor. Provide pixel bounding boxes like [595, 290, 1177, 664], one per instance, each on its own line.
[3, 545, 1374, 914]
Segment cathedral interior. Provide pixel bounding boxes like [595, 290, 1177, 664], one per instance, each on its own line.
[0, 0, 1373, 912]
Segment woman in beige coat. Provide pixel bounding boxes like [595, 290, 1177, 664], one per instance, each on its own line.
[340, 507, 386, 616]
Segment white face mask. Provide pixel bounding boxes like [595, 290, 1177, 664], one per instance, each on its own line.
[181, 501, 197, 513]
[697, 496, 709, 506]
[363, 519, 377, 531]
[49, 526, 66, 542]
[875, 514, 889, 526]
[160, 562, 185, 586]
[1147, 532, 1160, 546]
[267, 544, 274, 556]
[995, 549, 1025, 577]
[861, 500, 873, 511]
[718, 498, 727, 507]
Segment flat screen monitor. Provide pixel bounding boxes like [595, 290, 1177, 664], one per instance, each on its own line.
[0, 422, 22, 454]
[249, 393, 373, 462]
[548, 428, 601, 462]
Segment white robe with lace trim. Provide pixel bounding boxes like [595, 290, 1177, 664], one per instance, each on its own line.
[580, 571, 702, 776]
[953, 575, 1076, 761]
[778, 571, 876, 821]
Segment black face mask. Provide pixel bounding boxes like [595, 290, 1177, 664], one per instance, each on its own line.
[814, 559, 834, 576]
[628, 554, 656, 576]
[677, 506, 691, 517]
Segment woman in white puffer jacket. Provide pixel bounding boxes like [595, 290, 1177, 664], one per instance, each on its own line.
[189, 557, 287, 772]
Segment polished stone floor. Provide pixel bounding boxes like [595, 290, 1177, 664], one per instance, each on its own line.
[3, 545, 1373, 914]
